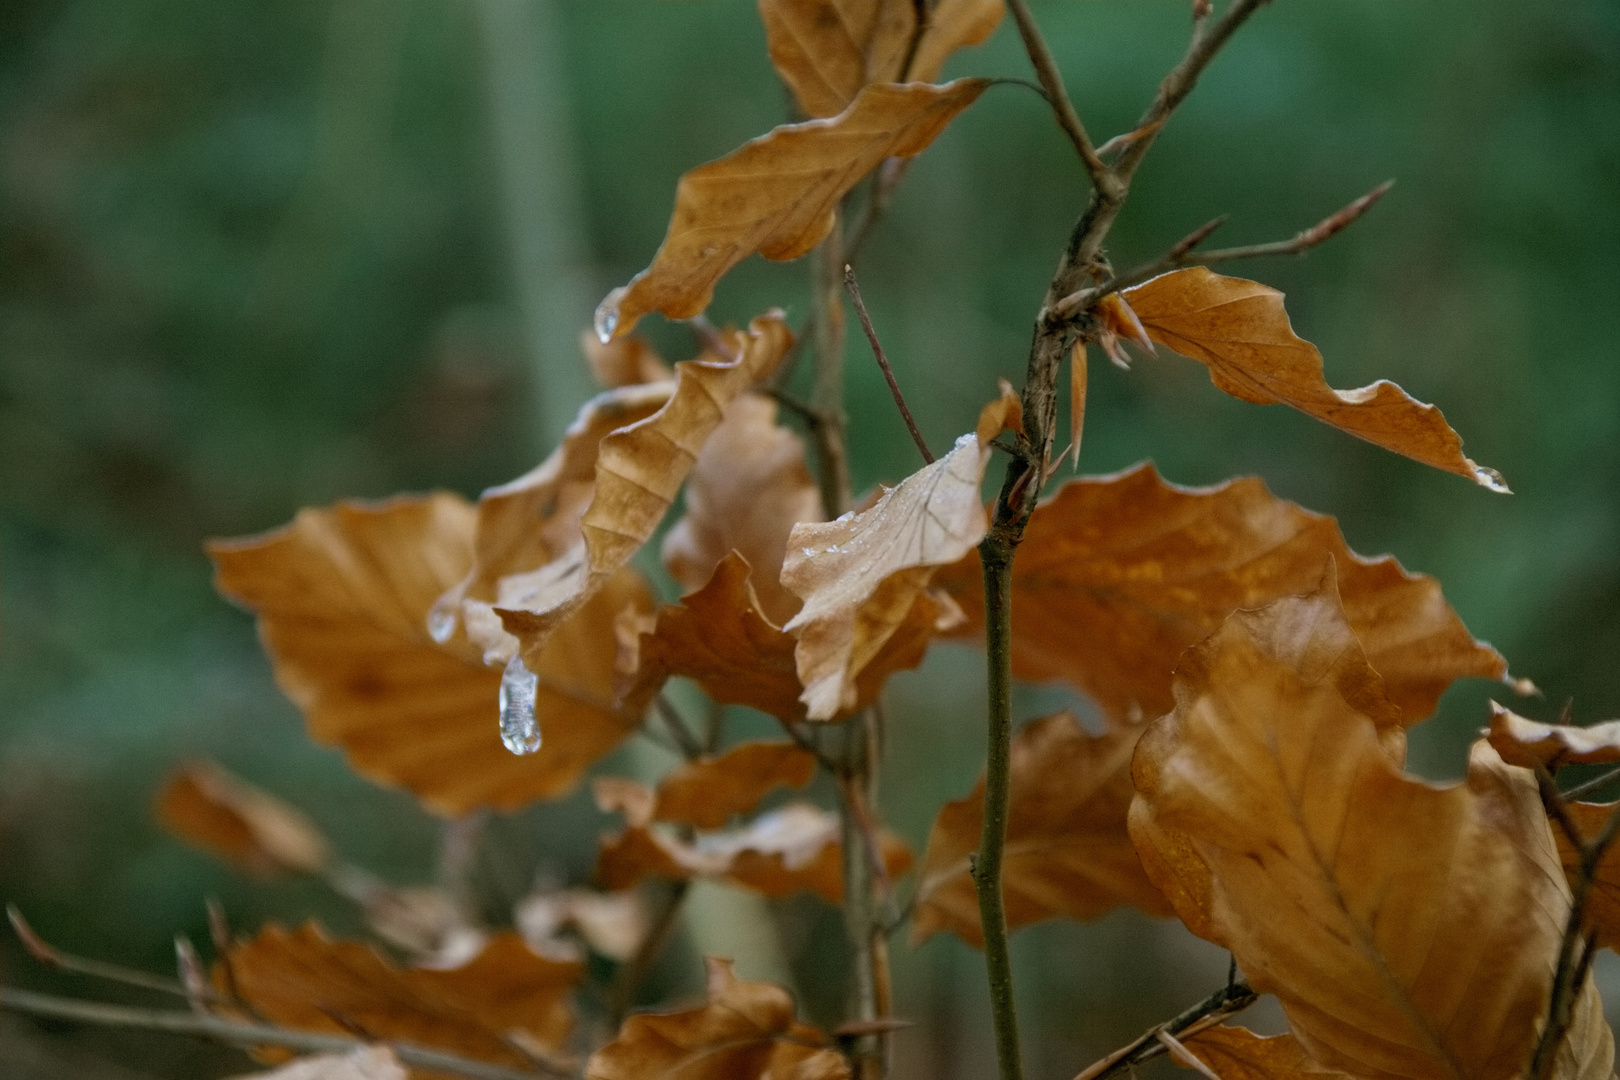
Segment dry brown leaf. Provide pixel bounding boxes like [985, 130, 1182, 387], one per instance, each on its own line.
[759, 0, 1004, 118]
[496, 314, 793, 671]
[220, 924, 581, 1078]
[225, 1047, 407, 1080]
[597, 81, 988, 339]
[586, 957, 848, 1080]
[1128, 583, 1613, 1080]
[1122, 267, 1506, 490]
[1552, 799, 1620, 953]
[911, 713, 1170, 948]
[653, 741, 818, 829]
[209, 495, 650, 815]
[596, 800, 911, 905]
[156, 760, 330, 877]
[662, 392, 824, 625]
[1180, 1026, 1356, 1080]
[1487, 701, 1620, 769]
[932, 463, 1507, 724]
[515, 886, 648, 963]
[582, 330, 673, 389]
[782, 390, 1017, 719]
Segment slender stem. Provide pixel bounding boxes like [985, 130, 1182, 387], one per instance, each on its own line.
[975, 531, 1023, 1080]
[1072, 979, 1258, 1080]
[897, 0, 931, 82]
[1006, 0, 1111, 188]
[809, 213, 852, 518]
[655, 695, 705, 761]
[1054, 180, 1394, 316]
[7, 905, 227, 1005]
[845, 264, 933, 465]
[0, 986, 558, 1080]
[606, 879, 690, 1030]
[1563, 764, 1620, 802]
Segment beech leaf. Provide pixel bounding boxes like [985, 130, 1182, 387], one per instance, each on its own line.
[911, 712, 1171, 947]
[1550, 799, 1620, 953]
[495, 313, 793, 671]
[662, 392, 824, 626]
[156, 760, 331, 878]
[225, 1047, 407, 1080]
[759, 0, 1004, 119]
[1486, 701, 1620, 769]
[209, 495, 650, 815]
[932, 463, 1508, 724]
[585, 957, 848, 1080]
[597, 80, 988, 339]
[582, 330, 673, 389]
[514, 886, 648, 963]
[219, 925, 581, 1073]
[1121, 267, 1506, 490]
[649, 741, 818, 830]
[595, 798, 911, 905]
[1128, 581, 1613, 1080]
[619, 552, 942, 724]
[1179, 1027, 1357, 1080]
[782, 388, 1017, 719]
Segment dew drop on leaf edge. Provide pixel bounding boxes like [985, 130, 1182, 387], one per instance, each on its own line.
[426, 599, 457, 644]
[499, 654, 542, 755]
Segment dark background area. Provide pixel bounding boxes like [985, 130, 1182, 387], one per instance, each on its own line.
[1, 1, 1617, 1076]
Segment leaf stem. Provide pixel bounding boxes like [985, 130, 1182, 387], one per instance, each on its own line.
[975, 531, 1023, 1080]
[1071, 978, 1257, 1080]
[0, 986, 560, 1080]
[7, 905, 228, 1006]
[845, 264, 933, 465]
[606, 879, 690, 1030]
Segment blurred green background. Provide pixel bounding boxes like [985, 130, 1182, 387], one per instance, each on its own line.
[1, 0, 1616, 1075]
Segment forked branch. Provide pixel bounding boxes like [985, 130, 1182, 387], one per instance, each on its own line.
[1071, 978, 1258, 1080]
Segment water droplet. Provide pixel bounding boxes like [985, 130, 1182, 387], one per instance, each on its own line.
[801, 547, 815, 558]
[426, 599, 457, 644]
[498, 655, 542, 755]
[1473, 465, 1511, 494]
[594, 287, 627, 344]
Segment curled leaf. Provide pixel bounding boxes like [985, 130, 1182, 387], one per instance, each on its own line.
[598, 80, 988, 338]
[209, 495, 649, 815]
[582, 330, 672, 389]
[759, 0, 1005, 118]
[156, 760, 330, 877]
[1122, 267, 1506, 490]
[1486, 701, 1620, 769]
[912, 713, 1170, 948]
[932, 464, 1508, 724]
[662, 392, 824, 625]
[782, 390, 1016, 719]
[1129, 581, 1613, 1080]
[652, 741, 818, 830]
[596, 800, 911, 905]
[619, 552, 941, 724]
[496, 314, 793, 671]
[220, 924, 581, 1072]
[586, 957, 848, 1080]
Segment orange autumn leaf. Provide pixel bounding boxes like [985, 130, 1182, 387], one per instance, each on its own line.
[1128, 583, 1613, 1080]
[582, 329, 673, 389]
[156, 760, 330, 878]
[759, 0, 1004, 118]
[495, 314, 793, 670]
[911, 713, 1170, 948]
[1180, 1026, 1358, 1080]
[1486, 701, 1620, 769]
[619, 552, 942, 724]
[782, 388, 1017, 719]
[932, 463, 1507, 724]
[1549, 798, 1620, 954]
[595, 798, 911, 905]
[596, 80, 988, 339]
[1121, 267, 1506, 490]
[653, 741, 818, 830]
[662, 392, 824, 625]
[220, 924, 581, 1077]
[209, 494, 650, 815]
[586, 957, 848, 1080]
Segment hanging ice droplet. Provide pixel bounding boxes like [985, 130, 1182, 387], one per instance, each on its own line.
[426, 598, 457, 644]
[593, 287, 627, 345]
[1472, 464, 1511, 494]
[498, 655, 542, 755]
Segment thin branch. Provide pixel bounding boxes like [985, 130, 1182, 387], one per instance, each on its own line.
[1071, 979, 1257, 1080]
[0, 986, 559, 1080]
[777, 716, 841, 775]
[606, 880, 690, 1030]
[1562, 764, 1620, 802]
[897, 0, 931, 83]
[1053, 180, 1392, 318]
[1005, 0, 1111, 189]
[844, 265, 933, 465]
[655, 695, 705, 761]
[7, 906, 227, 1006]
[1156, 1028, 1222, 1080]
[975, 532, 1024, 1080]
[1535, 764, 1587, 853]
[840, 774, 896, 903]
